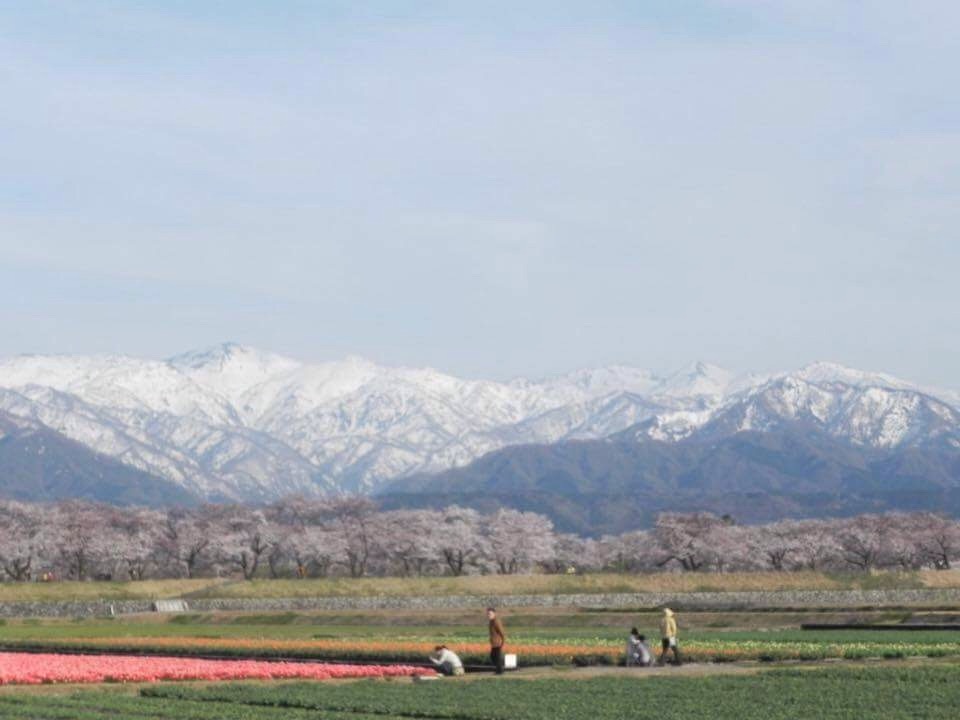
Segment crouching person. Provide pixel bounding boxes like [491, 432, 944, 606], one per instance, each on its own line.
[625, 627, 652, 667]
[430, 645, 465, 676]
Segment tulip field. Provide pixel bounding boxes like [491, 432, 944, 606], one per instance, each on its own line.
[4, 626, 960, 667]
[0, 607, 958, 718]
[0, 651, 432, 685]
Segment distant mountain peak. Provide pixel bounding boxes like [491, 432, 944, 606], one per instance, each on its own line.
[656, 361, 735, 400]
[792, 361, 912, 390]
[1, 346, 958, 504]
[690, 359, 717, 375]
[168, 341, 294, 369]
[550, 365, 661, 397]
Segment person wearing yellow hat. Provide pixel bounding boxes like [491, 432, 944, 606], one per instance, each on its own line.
[658, 608, 681, 665]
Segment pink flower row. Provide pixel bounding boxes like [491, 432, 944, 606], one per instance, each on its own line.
[0, 652, 435, 685]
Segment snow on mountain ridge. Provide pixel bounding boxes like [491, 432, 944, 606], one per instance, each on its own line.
[794, 361, 917, 391]
[0, 344, 957, 501]
[0, 353, 236, 423]
[655, 361, 737, 401]
[795, 361, 960, 410]
[540, 365, 662, 398]
[168, 342, 303, 414]
[634, 368, 960, 450]
[1, 345, 727, 497]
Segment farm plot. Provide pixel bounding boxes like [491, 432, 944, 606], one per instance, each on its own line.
[6, 628, 960, 666]
[135, 664, 959, 719]
[0, 662, 957, 718]
[0, 694, 406, 720]
[0, 652, 431, 686]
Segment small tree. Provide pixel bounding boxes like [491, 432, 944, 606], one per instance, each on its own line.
[915, 513, 960, 570]
[437, 506, 487, 576]
[0, 501, 47, 581]
[745, 520, 806, 571]
[379, 510, 442, 576]
[160, 508, 214, 578]
[105, 508, 165, 581]
[209, 506, 275, 580]
[836, 515, 891, 571]
[326, 497, 379, 578]
[52, 501, 113, 580]
[654, 512, 726, 572]
[485, 509, 556, 575]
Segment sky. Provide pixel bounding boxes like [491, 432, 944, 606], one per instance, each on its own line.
[1, 1, 958, 386]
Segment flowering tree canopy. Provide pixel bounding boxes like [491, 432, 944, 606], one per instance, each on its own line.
[0, 498, 957, 580]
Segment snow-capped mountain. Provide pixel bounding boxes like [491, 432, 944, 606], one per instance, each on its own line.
[639, 365, 960, 449]
[0, 344, 957, 503]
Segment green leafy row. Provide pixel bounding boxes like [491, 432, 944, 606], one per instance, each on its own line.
[0, 693, 406, 720]
[142, 666, 960, 720]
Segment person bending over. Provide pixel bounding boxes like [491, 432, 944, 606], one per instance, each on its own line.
[429, 645, 464, 676]
[626, 627, 652, 667]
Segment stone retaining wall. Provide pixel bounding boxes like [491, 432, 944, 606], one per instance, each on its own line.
[187, 588, 960, 613]
[0, 600, 152, 618]
[3, 588, 960, 618]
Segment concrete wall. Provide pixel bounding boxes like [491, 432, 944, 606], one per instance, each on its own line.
[3, 588, 960, 618]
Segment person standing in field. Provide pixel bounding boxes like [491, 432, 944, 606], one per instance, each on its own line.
[487, 607, 506, 674]
[658, 608, 681, 665]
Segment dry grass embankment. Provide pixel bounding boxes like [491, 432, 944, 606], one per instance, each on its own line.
[1, 570, 959, 604]
[188, 570, 960, 599]
[0, 579, 226, 603]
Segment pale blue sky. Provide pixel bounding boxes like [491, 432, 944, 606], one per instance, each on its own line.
[1, 1, 958, 386]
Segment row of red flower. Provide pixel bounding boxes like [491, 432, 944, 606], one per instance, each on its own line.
[0, 652, 434, 685]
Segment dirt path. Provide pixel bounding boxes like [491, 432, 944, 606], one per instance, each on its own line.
[478, 662, 763, 682]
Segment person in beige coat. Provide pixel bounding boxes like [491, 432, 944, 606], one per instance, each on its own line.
[658, 608, 681, 665]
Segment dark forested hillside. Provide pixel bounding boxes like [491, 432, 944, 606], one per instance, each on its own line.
[0, 416, 199, 506]
[382, 422, 960, 535]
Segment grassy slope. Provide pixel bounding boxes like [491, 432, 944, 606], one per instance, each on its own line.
[0, 579, 222, 603]
[2, 569, 957, 603]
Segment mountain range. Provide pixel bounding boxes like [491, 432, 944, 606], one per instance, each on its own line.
[0, 343, 958, 530]
[386, 365, 960, 532]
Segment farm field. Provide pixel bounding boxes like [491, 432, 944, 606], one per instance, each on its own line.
[0, 664, 958, 719]
[1, 601, 958, 718]
[2, 568, 959, 603]
[2, 608, 960, 666]
[0, 651, 430, 684]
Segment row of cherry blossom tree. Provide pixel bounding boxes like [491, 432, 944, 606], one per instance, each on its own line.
[0, 498, 957, 582]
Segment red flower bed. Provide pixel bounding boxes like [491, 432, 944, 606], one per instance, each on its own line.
[0, 652, 434, 685]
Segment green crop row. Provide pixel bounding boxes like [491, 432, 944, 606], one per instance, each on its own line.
[142, 666, 960, 720]
[1, 665, 959, 719]
[0, 694, 405, 720]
